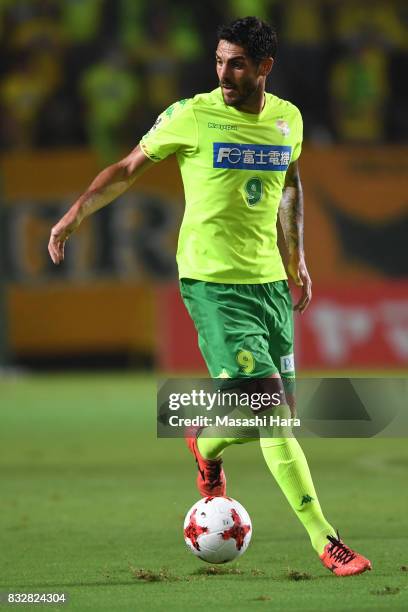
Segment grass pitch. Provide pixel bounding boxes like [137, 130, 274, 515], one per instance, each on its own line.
[0, 374, 407, 611]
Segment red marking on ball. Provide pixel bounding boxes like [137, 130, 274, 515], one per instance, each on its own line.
[221, 508, 251, 550]
[184, 509, 208, 550]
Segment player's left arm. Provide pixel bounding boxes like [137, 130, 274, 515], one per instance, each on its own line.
[278, 160, 312, 313]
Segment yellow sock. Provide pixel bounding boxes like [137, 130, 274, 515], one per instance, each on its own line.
[197, 430, 257, 459]
[260, 436, 336, 554]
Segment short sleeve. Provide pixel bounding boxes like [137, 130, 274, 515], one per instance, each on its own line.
[140, 99, 198, 162]
[291, 109, 303, 162]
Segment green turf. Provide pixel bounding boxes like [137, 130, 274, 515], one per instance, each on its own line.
[0, 374, 407, 611]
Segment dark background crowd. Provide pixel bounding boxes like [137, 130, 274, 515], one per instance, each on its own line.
[0, 0, 407, 161]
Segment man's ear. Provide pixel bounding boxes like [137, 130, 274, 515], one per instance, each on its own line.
[259, 57, 274, 77]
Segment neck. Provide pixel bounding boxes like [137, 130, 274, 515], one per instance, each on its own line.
[236, 85, 266, 114]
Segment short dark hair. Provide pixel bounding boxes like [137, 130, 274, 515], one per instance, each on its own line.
[217, 16, 278, 63]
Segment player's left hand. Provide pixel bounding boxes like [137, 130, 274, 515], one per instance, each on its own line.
[287, 252, 312, 313]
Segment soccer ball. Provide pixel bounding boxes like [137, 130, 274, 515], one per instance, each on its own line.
[183, 496, 252, 564]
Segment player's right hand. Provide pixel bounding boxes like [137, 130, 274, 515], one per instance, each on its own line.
[48, 218, 79, 265]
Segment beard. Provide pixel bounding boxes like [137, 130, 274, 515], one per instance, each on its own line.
[220, 80, 260, 107]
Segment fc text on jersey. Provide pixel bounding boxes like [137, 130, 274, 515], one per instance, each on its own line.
[213, 143, 292, 171]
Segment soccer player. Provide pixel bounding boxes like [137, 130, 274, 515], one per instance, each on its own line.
[48, 17, 371, 576]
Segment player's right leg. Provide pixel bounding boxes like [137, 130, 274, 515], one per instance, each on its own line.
[185, 432, 227, 497]
[180, 278, 273, 496]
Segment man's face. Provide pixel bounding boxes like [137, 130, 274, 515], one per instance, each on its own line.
[216, 40, 266, 107]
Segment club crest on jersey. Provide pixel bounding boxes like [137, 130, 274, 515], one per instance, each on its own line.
[276, 119, 290, 136]
[213, 143, 292, 171]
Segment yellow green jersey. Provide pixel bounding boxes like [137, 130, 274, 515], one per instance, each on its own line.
[140, 87, 303, 284]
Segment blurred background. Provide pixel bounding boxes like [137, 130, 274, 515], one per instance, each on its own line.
[0, 0, 407, 374]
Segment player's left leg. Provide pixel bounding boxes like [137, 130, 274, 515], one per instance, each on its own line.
[260, 433, 336, 554]
[260, 281, 371, 575]
[260, 281, 335, 552]
[260, 433, 371, 575]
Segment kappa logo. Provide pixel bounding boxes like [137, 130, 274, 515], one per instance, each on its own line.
[300, 494, 314, 505]
[217, 369, 231, 379]
[208, 122, 238, 131]
[213, 143, 292, 171]
[149, 116, 162, 132]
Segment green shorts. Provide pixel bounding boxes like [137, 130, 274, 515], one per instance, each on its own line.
[179, 278, 295, 383]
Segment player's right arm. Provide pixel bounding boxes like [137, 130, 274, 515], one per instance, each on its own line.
[49, 98, 196, 265]
[48, 145, 153, 265]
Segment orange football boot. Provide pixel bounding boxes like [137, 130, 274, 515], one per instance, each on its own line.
[320, 532, 372, 576]
[186, 434, 226, 497]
